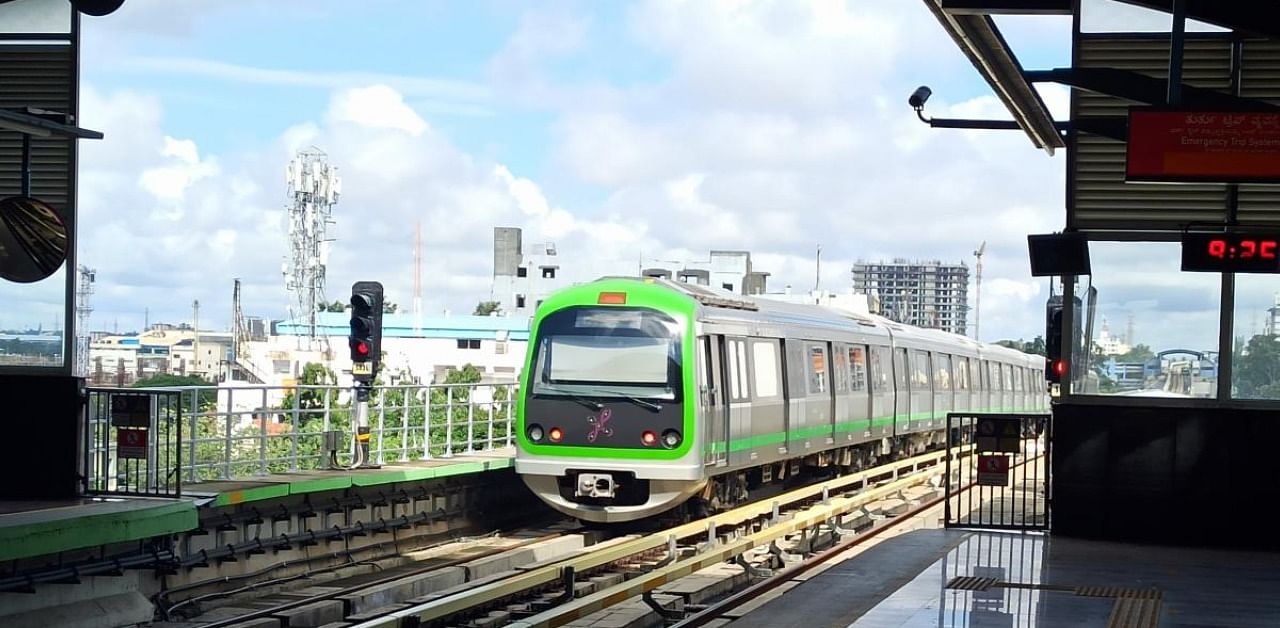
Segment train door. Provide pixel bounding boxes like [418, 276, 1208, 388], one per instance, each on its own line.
[846, 344, 873, 444]
[909, 350, 934, 434]
[893, 347, 910, 436]
[869, 345, 892, 441]
[933, 353, 953, 428]
[699, 335, 729, 467]
[746, 338, 786, 466]
[724, 337, 754, 467]
[831, 342, 850, 445]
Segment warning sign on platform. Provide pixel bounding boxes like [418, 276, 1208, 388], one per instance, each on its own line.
[117, 428, 148, 459]
[976, 417, 1021, 453]
[110, 394, 151, 428]
[1127, 110, 1280, 182]
[977, 454, 1010, 487]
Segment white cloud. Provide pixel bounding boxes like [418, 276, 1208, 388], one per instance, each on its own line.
[326, 85, 429, 136]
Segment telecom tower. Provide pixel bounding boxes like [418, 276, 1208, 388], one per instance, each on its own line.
[74, 265, 95, 377]
[283, 148, 341, 346]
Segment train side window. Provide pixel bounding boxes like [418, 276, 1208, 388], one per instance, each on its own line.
[833, 343, 849, 394]
[936, 354, 952, 391]
[728, 339, 750, 402]
[955, 357, 969, 391]
[806, 343, 828, 395]
[1003, 364, 1014, 391]
[870, 345, 890, 393]
[894, 348, 909, 390]
[849, 345, 867, 392]
[750, 340, 780, 399]
[990, 362, 1000, 391]
[727, 340, 741, 400]
[911, 350, 930, 389]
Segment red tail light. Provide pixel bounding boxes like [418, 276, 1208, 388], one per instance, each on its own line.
[549, 427, 563, 442]
[641, 430, 657, 446]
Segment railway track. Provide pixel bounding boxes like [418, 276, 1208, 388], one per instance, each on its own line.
[177, 444, 1029, 628]
[331, 447, 973, 628]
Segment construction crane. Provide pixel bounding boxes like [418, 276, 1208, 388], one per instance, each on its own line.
[973, 241, 985, 341]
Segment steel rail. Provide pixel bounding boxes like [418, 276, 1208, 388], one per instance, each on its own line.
[352, 447, 970, 628]
[195, 532, 565, 628]
[672, 451, 1047, 628]
[506, 467, 947, 628]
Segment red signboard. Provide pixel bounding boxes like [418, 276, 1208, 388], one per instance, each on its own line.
[1126, 110, 1280, 182]
[977, 454, 1010, 487]
[117, 427, 148, 459]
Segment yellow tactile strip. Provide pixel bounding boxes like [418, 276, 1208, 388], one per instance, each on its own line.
[945, 577, 1162, 627]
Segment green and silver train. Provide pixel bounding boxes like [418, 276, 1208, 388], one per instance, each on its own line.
[515, 277, 1047, 523]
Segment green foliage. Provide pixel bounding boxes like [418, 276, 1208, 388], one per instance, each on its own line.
[1235, 334, 1280, 398]
[994, 337, 1046, 356]
[383, 301, 398, 314]
[319, 300, 347, 312]
[473, 301, 501, 316]
[1116, 343, 1155, 363]
[133, 373, 216, 410]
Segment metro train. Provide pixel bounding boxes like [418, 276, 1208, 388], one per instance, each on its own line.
[515, 277, 1048, 523]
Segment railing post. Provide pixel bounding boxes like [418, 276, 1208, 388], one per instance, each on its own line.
[376, 386, 387, 466]
[322, 385, 332, 466]
[258, 387, 269, 475]
[465, 386, 476, 454]
[402, 384, 411, 461]
[443, 387, 454, 458]
[188, 389, 199, 483]
[423, 386, 433, 460]
[507, 383, 515, 447]
[223, 388, 234, 480]
[289, 386, 301, 472]
[486, 384, 495, 452]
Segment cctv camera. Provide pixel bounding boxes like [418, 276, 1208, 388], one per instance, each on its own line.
[908, 86, 932, 110]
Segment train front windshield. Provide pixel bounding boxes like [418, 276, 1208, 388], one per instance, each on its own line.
[531, 307, 682, 401]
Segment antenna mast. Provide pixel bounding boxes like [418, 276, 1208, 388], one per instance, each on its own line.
[284, 147, 340, 349]
[75, 265, 95, 377]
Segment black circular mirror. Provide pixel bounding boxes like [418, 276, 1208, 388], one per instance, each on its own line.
[0, 196, 69, 283]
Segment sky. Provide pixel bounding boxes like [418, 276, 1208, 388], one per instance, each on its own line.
[4, 0, 1269, 353]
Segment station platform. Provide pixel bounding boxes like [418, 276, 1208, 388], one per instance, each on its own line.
[183, 447, 516, 507]
[732, 528, 1280, 627]
[0, 449, 515, 564]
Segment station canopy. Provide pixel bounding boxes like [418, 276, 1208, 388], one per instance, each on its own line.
[925, 0, 1280, 236]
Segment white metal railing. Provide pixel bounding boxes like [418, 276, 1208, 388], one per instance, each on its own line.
[107, 382, 518, 483]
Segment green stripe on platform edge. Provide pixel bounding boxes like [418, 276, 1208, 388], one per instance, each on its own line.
[0, 500, 197, 563]
[213, 483, 290, 507]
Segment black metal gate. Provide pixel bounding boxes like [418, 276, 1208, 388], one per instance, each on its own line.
[944, 412, 1051, 530]
[84, 388, 182, 497]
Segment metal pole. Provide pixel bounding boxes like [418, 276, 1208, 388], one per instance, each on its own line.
[401, 385, 411, 461]
[1167, 0, 1186, 105]
[376, 387, 387, 465]
[466, 387, 476, 454]
[289, 386, 301, 472]
[423, 386, 433, 459]
[353, 382, 375, 468]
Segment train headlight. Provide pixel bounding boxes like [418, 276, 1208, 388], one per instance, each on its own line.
[527, 424, 545, 442]
[661, 429, 682, 449]
[549, 427, 564, 442]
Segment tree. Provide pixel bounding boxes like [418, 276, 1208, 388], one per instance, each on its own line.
[133, 373, 216, 410]
[1235, 334, 1280, 398]
[383, 301, 398, 314]
[1117, 344, 1155, 363]
[320, 300, 346, 312]
[474, 301, 501, 316]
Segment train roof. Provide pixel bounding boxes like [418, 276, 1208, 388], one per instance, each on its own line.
[583, 277, 1040, 365]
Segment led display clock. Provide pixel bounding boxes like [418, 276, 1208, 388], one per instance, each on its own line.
[1181, 232, 1280, 273]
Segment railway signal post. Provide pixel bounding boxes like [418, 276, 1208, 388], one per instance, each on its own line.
[348, 281, 384, 469]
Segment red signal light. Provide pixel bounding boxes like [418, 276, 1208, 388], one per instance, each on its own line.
[549, 427, 563, 442]
[356, 341, 370, 356]
[1054, 360, 1066, 376]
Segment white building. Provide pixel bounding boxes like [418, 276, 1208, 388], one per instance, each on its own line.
[491, 226, 566, 317]
[87, 326, 232, 385]
[641, 250, 770, 295]
[1094, 317, 1131, 356]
